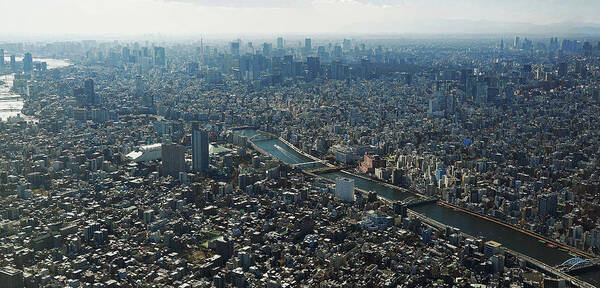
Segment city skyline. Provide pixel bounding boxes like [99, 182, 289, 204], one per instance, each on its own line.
[1, 0, 600, 38]
[1, 1, 600, 287]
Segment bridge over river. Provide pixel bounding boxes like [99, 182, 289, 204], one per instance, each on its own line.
[557, 257, 600, 275]
[236, 129, 600, 287]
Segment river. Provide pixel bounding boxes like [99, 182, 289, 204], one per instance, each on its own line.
[0, 57, 71, 121]
[236, 129, 325, 169]
[235, 129, 600, 286]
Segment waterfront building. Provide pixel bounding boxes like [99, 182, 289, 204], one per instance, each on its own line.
[335, 177, 355, 202]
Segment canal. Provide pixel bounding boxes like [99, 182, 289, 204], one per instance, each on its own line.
[319, 169, 571, 265]
[236, 130, 600, 286]
[324, 171, 600, 286]
[319, 171, 413, 201]
[236, 129, 325, 168]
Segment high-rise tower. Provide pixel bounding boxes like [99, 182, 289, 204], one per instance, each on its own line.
[192, 123, 209, 173]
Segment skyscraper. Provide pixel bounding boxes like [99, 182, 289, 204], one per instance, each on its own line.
[476, 81, 488, 105]
[153, 46, 165, 66]
[0, 49, 4, 66]
[262, 43, 272, 57]
[84, 79, 96, 105]
[135, 75, 144, 97]
[305, 38, 312, 54]
[306, 56, 320, 80]
[161, 143, 185, 177]
[10, 55, 15, 71]
[122, 46, 130, 62]
[74, 79, 97, 107]
[23, 52, 33, 73]
[230, 42, 240, 56]
[192, 123, 209, 173]
[277, 37, 284, 49]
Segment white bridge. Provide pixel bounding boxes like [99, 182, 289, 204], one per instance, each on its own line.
[556, 257, 600, 274]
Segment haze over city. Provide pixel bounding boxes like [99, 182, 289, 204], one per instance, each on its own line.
[3, 0, 600, 38]
[1, 0, 600, 287]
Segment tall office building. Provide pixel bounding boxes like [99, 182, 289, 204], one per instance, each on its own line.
[230, 42, 240, 56]
[558, 62, 568, 78]
[538, 194, 557, 217]
[283, 55, 293, 77]
[143, 92, 154, 108]
[23, 52, 33, 73]
[0, 266, 24, 288]
[135, 75, 144, 97]
[161, 143, 185, 177]
[335, 177, 355, 202]
[192, 123, 209, 173]
[186, 62, 199, 75]
[84, 78, 94, 95]
[330, 61, 348, 80]
[10, 55, 15, 71]
[262, 43, 272, 57]
[277, 37, 284, 49]
[0, 49, 4, 66]
[476, 81, 488, 105]
[153, 46, 165, 66]
[74, 79, 97, 107]
[305, 38, 312, 54]
[307, 56, 320, 80]
[343, 39, 351, 50]
[122, 46, 130, 61]
[84, 79, 96, 105]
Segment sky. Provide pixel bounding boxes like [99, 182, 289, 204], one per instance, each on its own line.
[1, 0, 599, 37]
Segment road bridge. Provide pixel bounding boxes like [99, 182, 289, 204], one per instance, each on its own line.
[292, 160, 327, 169]
[306, 165, 346, 174]
[403, 196, 438, 207]
[557, 257, 600, 274]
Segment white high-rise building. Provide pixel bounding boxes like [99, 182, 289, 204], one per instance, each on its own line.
[335, 177, 355, 202]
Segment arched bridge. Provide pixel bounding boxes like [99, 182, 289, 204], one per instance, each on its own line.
[556, 257, 598, 273]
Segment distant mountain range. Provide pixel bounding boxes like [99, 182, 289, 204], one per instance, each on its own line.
[341, 19, 600, 36]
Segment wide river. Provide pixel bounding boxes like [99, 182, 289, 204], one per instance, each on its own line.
[0, 57, 71, 120]
[236, 129, 600, 286]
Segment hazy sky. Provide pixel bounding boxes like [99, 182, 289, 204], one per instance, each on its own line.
[1, 0, 599, 36]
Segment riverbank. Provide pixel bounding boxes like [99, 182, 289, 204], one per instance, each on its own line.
[238, 129, 600, 286]
[437, 200, 595, 259]
[0, 57, 71, 121]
